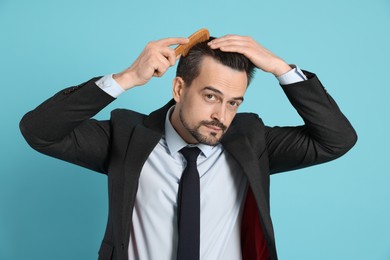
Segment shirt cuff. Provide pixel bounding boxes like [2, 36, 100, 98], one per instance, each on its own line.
[95, 74, 125, 98]
[276, 65, 308, 85]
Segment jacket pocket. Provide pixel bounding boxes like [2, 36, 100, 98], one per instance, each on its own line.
[98, 240, 114, 260]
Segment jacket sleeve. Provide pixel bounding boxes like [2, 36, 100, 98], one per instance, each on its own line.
[265, 71, 357, 174]
[19, 77, 116, 174]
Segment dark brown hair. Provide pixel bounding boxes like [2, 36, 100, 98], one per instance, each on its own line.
[176, 37, 256, 87]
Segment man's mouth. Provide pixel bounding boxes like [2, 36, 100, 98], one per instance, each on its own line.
[201, 121, 227, 132]
[205, 124, 222, 131]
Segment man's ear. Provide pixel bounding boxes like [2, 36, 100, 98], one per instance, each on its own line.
[172, 77, 185, 103]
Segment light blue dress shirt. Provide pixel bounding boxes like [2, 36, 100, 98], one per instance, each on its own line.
[95, 66, 307, 259]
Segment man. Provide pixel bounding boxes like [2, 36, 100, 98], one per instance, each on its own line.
[20, 34, 357, 260]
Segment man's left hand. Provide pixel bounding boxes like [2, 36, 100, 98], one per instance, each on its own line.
[208, 35, 291, 77]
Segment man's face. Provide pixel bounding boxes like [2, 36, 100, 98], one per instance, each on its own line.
[171, 56, 248, 145]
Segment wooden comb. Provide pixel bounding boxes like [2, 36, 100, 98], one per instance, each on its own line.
[175, 28, 210, 57]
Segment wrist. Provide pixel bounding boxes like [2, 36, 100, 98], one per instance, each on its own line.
[113, 71, 137, 90]
[271, 61, 292, 77]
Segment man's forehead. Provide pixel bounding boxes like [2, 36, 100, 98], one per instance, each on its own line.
[195, 57, 248, 89]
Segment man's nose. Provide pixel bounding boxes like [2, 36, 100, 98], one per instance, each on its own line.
[211, 104, 226, 123]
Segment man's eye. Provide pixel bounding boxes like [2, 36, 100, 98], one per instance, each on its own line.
[206, 94, 215, 100]
[229, 101, 240, 107]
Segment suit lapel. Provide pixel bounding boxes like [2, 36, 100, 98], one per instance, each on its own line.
[221, 125, 274, 241]
[121, 100, 175, 245]
[222, 132, 268, 206]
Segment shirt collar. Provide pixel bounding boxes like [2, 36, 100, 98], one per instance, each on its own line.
[164, 106, 221, 158]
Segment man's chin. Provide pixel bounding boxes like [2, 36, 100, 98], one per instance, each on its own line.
[195, 132, 222, 146]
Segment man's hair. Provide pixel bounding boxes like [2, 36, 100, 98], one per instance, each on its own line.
[176, 37, 256, 87]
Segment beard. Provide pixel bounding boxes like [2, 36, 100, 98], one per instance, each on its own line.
[179, 108, 227, 146]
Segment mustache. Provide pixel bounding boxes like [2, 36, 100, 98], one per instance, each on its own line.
[200, 120, 227, 131]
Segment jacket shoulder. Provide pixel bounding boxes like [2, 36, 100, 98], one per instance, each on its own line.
[234, 112, 265, 131]
[231, 112, 266, 144]
[110, 108, 147, 127]
[222, 112, 267, 158]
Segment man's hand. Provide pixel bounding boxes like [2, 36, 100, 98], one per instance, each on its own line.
[113, 37, 189, 90]
[208, 35, 292, 77]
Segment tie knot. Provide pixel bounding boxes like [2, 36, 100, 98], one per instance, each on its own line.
[180, 147, 201, 162]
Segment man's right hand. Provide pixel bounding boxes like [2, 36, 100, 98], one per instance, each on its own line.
[113, 37, 189, 90]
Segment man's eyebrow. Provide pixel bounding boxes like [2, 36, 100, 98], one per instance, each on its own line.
[203, 86, 244, 102]
[203, 86, 223, 95]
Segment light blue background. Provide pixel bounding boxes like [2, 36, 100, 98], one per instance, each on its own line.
[1, 0, 389, 259]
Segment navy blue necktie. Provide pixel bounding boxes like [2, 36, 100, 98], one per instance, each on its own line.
[177, 147, 201, 260]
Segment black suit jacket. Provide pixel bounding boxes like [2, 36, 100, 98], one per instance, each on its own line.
[20, 71, 357, 260]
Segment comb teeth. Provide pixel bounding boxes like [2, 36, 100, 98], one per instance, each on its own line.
[175, 28, 210, 57]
